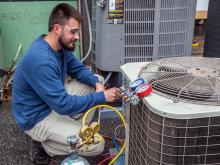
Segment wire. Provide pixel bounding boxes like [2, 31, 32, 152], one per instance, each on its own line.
[97, 154, 116, 165]
[112, 136, 120, 153]
[102, 134, 122, 143]
[82, 104, 126, 165]
[80, 0, 92, 63]
[114, 124, 124, 141]
[112, 136, 123, 165]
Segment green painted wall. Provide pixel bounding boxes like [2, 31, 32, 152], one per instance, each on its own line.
[0, 36, 4, 67]
[0, 1, 79, 68]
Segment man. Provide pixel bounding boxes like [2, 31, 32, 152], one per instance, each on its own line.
[12, 3, 121, 164]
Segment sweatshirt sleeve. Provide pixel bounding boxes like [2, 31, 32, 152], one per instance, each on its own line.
[67, 53, 98, 87]
[22, 61, 106, 116]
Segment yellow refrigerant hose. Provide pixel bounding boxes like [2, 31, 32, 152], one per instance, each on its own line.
[82, 104, 126, 165]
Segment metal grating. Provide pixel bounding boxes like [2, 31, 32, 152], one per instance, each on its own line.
[139, 57, 220, 105]
[160, 9, 188, 21]
[125, 0, 156, 9]
[161, 0, 189, 8]
[128, 100, 220, 165]
[124, 0, 196, 63]
[124, 0, 155, 63]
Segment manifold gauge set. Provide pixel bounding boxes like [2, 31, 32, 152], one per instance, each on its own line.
[120, 78, 153, 105]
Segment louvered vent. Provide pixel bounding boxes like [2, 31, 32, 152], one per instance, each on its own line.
[124, 0, 196, 63]
[128, 100, 220, 165]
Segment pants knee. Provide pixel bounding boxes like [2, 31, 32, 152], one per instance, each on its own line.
[78, 138, 105, 157]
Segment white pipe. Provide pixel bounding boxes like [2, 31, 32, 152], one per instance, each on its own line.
[13, 44, 22, 62]
[80, 0, 92, 63]
[104, 72, 112, 85]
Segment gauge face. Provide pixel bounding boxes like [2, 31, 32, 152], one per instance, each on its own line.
[130, 78, 145, 88]
[132, 80, 143, 86]
[135, 83, 153, 97]
[136, 83, 150, 93]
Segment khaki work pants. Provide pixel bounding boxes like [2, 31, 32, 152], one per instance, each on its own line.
[25, 75, 105, 157]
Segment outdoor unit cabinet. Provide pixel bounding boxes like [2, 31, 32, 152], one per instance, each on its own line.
[92, 0, 197, 72]
[121, 57, 220, 165]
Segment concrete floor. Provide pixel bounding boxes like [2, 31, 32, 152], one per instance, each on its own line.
[0, 101, 63, 165]
[0, 101, 123, 165]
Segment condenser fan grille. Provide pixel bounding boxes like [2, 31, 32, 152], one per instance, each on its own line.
[139, 57, 220, 105]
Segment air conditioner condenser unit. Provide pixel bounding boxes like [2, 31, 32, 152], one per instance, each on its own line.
[121, 57, 220, 165]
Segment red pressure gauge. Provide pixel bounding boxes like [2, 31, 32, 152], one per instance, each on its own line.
[135, 83, 153, 97]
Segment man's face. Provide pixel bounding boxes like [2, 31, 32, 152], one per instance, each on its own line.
[58, 18, 80, 51]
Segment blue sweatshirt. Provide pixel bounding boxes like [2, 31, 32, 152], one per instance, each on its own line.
[12, 36, 106, 131]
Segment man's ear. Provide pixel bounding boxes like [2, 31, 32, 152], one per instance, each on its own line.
[53, 24, 62, 35]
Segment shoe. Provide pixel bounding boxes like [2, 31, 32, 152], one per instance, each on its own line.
[29, 138, 51, 165]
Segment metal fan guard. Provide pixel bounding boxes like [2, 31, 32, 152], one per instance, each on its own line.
[139, 57, 220, 105]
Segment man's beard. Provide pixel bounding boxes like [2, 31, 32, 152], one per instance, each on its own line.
[58, 36, 76, 52]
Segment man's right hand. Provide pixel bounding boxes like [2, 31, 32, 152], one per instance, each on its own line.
[103, 87, 121, 102]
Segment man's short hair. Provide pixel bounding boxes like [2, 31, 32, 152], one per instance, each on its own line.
[48, 3, 83, 32]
